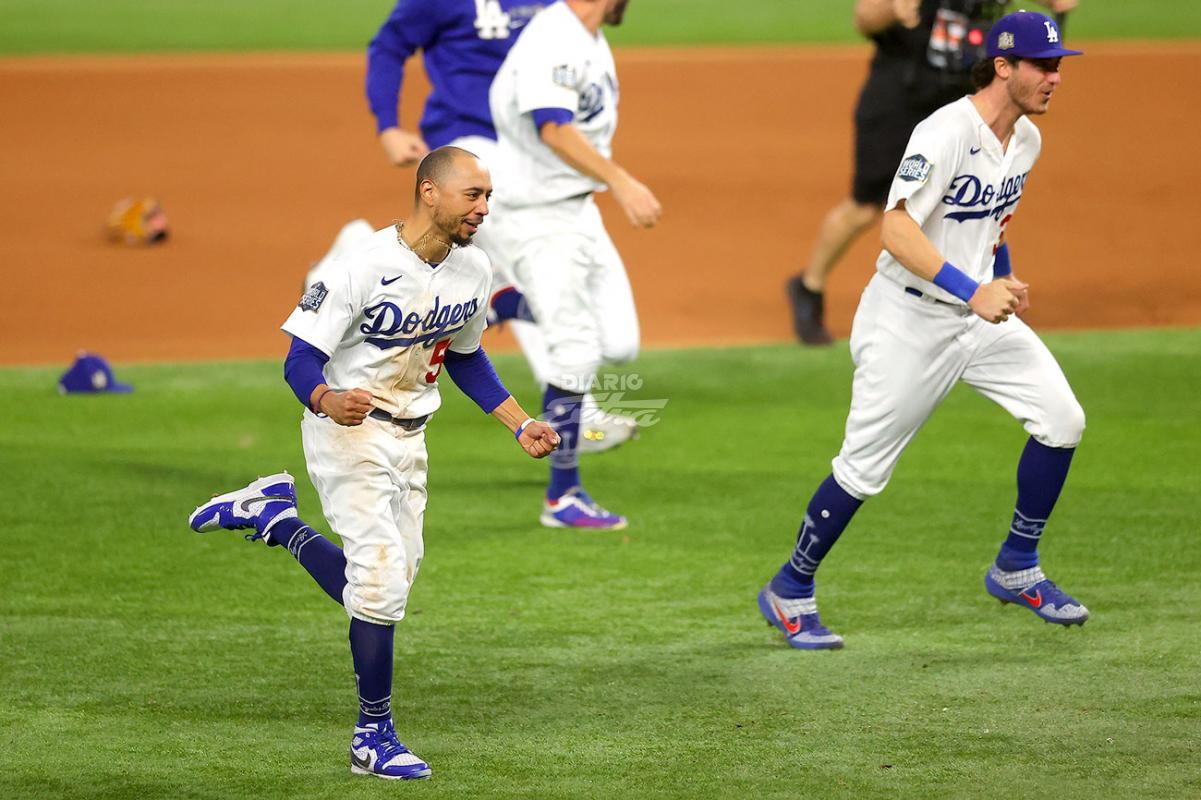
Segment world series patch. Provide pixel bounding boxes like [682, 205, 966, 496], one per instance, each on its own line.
[552, 64, 579, 89]
[298, 281, 328, 312]
[898, 154, 932, 183]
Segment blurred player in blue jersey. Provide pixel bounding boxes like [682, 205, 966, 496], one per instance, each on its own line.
[337, 0, 639, 454]
[367, 0, 545, 166]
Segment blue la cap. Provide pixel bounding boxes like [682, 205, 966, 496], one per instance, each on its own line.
[58, 352, 134, 394]
[986, 11, 1083, 59]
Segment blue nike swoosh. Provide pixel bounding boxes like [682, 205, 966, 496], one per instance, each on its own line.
[381, 275, 402, 286]
[970, 147, 982, 155]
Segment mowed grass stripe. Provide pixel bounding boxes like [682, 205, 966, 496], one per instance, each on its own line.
[2, 0, 1201, 55]
[1, 329, 1199, 799]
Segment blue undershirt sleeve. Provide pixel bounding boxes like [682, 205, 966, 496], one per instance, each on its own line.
[366, 0, 443, 133]
[443, 347, 511, 414]
[993, 242, 1013, 277]
[284, 336, 331, 410]
[531, 107, 574, 133]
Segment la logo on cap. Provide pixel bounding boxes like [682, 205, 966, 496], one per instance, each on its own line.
[58, 351, 134, 394]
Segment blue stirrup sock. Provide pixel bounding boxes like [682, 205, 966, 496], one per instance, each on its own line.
[350, 618, 395, 726]
[544, 384, 583, 500]
[267, 517, 348, 604]
[996, 437, 1076, 571]
[771, 474, 864, 599]
[267, 520, 394, 726]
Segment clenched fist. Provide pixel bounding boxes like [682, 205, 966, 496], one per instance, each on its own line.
[969, 279, 1028, 324]
[379, 127, 430, 168]
[518, 420, 560, 458]
[318, 387, 375, 426]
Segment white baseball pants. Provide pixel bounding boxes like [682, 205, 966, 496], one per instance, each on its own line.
[485, 194, 639, 389]
[832, 273, 1085, 499]
[300, 410, 428, 625]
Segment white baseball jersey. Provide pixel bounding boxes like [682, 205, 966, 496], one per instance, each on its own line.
[488, 1, 619, 206]
[830, 96, 1083, 501]
[282, 226, 492, 419]
[878, 96, 1041, 302]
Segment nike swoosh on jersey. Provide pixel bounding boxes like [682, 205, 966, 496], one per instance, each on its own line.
[381, 275, 403, 286]
[970, 147, 982, 155]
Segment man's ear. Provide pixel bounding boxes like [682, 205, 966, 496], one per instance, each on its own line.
[419, 178, 438, 207]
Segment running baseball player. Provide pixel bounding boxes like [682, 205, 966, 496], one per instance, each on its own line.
[487, 0, 659, 530]
[787, 0, 1079, 346]
[760, 11, 1087, 649]
[364, 0, 639, 453]
[186, 147, 559, 779]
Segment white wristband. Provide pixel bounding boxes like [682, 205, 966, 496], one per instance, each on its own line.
[515, 418, 535, 440]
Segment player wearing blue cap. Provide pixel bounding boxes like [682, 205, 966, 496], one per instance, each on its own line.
[786, 0, 1079, 346]
[759, 11, 1088, 649]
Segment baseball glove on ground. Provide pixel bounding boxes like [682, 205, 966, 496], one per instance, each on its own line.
[105, 197, 169, 245]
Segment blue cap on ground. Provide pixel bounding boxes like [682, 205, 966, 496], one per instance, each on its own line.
[986, 11, 1083, 59]
[58, 352, 134, 394]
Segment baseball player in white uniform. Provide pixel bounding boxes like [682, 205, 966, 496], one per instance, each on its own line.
[758, 11, 1089, 649]
[325, 0, 640, 455]
[186, 147, 559, 780]
[486, 0, 661, 530]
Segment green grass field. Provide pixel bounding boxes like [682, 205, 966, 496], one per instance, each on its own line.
[3, 331, 1199, 799]
[1, 0, 1199, 55]
[4, 3, 1199, 796]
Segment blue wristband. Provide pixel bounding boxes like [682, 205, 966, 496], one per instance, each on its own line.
[515, 418, 534, 440]
[932, 262, 981, 303]
[993, 243, 1012, 278]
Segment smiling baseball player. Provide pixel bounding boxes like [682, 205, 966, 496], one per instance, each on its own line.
[363, 0, 641, 454]
[759, 11, 1088, 649]
[486, 0, 660, 530]
[186, 147, 558, 779]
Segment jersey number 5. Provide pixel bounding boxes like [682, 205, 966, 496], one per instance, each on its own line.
[426, 339, 451, 384]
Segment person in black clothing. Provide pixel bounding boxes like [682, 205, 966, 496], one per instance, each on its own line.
[787, 0, 1077, 345]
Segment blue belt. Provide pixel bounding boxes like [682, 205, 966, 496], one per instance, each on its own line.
[903, 286, 956, 306]
[368, 408, 429, 430]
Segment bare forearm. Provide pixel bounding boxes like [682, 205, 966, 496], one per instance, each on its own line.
[854, 0, 901, 35]
[490, 394, 533, 435]
[880, 207, 946, 281]
[1038, 0, 1077, 13]
[540, 122, 625, 187]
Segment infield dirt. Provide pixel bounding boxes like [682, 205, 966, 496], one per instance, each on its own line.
[2, 44, 1198, 365]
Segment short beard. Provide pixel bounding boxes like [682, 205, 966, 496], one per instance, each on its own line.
[432, 207, 471, 247]
[1007, 79, 1048, 117]
[604, 0, 629, 26]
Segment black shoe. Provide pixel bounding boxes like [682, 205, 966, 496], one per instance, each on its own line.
[786, 274, 833, 345]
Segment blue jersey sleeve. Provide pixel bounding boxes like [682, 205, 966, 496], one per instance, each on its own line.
[444, 347, 510, 414]
[366, 0, 446, 133]
[532, 107, 574, 131]
[993, 243, 1012, 277]
[284, 336, 330, 410]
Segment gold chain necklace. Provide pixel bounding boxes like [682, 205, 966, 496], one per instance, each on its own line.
[394, 220, 453, 265]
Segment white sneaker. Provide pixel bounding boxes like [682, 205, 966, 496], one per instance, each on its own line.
[187, 472, 297, 542]
[350, 720, 431, 780]
[579, 413, 639, 455]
